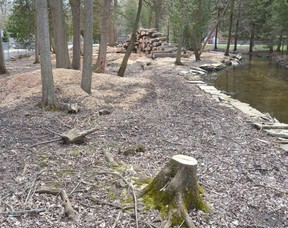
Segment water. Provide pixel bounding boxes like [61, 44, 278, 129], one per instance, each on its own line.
[206, 56, 288, 123]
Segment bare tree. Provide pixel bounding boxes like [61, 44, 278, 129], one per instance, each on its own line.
[48, 0, 71, 68]
[0, 29, 7, 74]
[36, 0, 57, 108]
[94, 0, 111, 73]
[70, 0, 81, 70]
[81, 0, 93, 94]
[117, 0, 142, 77]
[224, 0, 235, 56]
[32, 0, 40, 64]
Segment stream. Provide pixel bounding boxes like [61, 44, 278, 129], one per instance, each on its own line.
[205, 55, 288, 123]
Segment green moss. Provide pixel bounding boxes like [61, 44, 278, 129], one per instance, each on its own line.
[48, 181, 62, 188]
[107, 141, 118, 148]
[38, 160, 48, 168]
[57, 169, 76, 177]
[142, 182, 209, 226]
[70, 148, 81, 157]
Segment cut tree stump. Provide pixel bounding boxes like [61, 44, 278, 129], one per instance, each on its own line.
[139, 155, 208, 228]
[61, 127, 98, 144]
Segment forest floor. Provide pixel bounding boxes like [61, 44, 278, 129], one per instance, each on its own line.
[0, 48, 287, 228]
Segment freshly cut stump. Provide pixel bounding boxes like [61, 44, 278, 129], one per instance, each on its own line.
[140, 155, 208, 227]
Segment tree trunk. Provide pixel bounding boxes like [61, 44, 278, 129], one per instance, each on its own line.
[32, 0, 40, 64]
[0, 29, 7, 74]
[94, 0, 111, 73]
[139, 155, 208, 227]
[108, 0, 118, 47]
[117, 0, 142, 77]
[175, 0, 185, 65]
[214, 10, 220, 50]
[233, 18, 239, 52]
[276, 33, 283, 52]
[249, 23, 255, 54]
[70, 0, 81, 70]
[81, 0, 93, 94]
[48, 0, 70, 69]
[34, 25, 40, 64]
[36, 0, 57, 109]
[224, 0, 234, 56]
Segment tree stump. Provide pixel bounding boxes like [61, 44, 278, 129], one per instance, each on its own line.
[139, 155, 208, 227]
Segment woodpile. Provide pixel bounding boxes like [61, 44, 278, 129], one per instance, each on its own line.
[121, 28, 190, 59]
[124, 28, 167, 55]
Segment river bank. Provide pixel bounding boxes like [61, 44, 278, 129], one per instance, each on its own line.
[0, 50, 287, 227]
[253, 50, 288, 68]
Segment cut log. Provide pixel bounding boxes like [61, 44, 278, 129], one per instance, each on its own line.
[253, 122, 288, 130]
[61, 127, 98, 144]
[139, 155, 208, 227]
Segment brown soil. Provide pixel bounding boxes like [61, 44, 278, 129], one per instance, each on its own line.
[0, 49, 287, 227]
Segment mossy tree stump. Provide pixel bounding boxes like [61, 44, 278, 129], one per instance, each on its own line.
[139, 155, 208, 228]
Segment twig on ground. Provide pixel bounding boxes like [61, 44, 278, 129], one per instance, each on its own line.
[57, 119, 73, 129]
[0, 208, 45, 217]
[30, 138, 62, 147]
[25, 168, 47, 204]
[139, 220, 158, 228]
[111, 210, 123, 228]
[43, 127, 63, 137]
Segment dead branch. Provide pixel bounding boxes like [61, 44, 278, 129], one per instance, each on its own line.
[112, 210, 123, 228]
[253, 122, 288, 130]
[25, 168, 47, 204]
[0, 208, 45, 217]
[35, 188, 78, 220]
[30, 138, 62, 147]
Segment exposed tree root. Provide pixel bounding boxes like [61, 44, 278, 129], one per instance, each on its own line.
[35, 188, 78, 221]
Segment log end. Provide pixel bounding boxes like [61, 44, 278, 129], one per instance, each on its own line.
[172, 154, 197, 166]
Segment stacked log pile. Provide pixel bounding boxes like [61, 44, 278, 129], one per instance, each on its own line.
[124, 28, 167, 54]
[121, 28, 190, 59]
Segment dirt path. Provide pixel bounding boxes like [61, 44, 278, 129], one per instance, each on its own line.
[0, 51, 287, 227]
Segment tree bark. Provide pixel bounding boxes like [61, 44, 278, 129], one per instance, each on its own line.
[175, 0, 185, 65]
[224, 0, 234, 56]
[139, 155, 207, 227]
[36, 0, 57, 109]
[0, 29, 7, 74]
[117, 0, 142, 77]
[276, 33, 283, 52]
[32, 0, 40, 64]
[48, 0, 70, 69]
[249, 22, 255, 54]
[233, 18, 239, 52]
[81, 0, 93, 94]
[70, 0, 81, 70]
[94, 0, 111, 73]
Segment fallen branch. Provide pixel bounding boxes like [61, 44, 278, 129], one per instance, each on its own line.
[0, 208, 45, 217]
[30, 138, 62, 147]
[35, 188, 78, 220]
[253, 122, 288, 130]
[25, 168, 47, 204]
